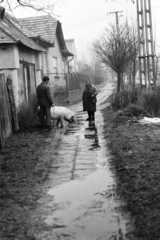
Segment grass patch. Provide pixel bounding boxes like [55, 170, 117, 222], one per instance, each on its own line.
[102, 108, 160, 239]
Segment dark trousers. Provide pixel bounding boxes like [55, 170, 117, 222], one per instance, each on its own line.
[87, 111, 95, 120]
[39, 106, 51, 127]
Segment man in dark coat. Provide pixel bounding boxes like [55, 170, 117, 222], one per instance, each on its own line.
[82, 79, 98, 121]
[36, 75, 54, 129]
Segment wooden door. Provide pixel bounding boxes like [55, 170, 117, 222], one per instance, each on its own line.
[18, 61, 36, 104]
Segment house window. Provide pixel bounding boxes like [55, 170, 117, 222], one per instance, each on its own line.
[53, 57, 58, 75]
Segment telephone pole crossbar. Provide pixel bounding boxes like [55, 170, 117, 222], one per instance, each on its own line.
[109, 11, 123, 31]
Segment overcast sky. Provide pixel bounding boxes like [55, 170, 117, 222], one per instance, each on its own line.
[3, 0, 160, 62]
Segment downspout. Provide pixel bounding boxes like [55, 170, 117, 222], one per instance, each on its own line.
[67, 56, 74, 73]
[66, 56, 74, 103]
[46, 49, 50, 75]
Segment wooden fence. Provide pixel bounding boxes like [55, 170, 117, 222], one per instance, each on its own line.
[0, 74, 18, 149]
[66, 73, 104, 91]
[66, 73, 94, 91]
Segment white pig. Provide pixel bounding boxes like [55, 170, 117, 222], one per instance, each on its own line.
[37, 106, 75, 128]
[51, 106, 75, 127]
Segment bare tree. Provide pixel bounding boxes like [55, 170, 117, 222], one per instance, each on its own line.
[78, 60, 94, 76]
[0, 0, 62, 15]
[125, 37, 139, 89]
[94, 23, 138, 92]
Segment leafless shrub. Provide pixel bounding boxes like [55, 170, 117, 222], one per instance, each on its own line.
[138, 87, 160, 117]
[110, 89, 139, 109]
[110, 86, 160, 117]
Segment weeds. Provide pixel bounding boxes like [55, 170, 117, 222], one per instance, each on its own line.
[138, 87, 160, 117]
[110, 88, 139, 109]
[110, 86, 160, 117]
[18, 94, 39, 129]
[102, 108, 160, 239]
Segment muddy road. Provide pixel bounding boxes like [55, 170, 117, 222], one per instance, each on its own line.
[28, 83, 131, 240]
[0, 83, 132, 240]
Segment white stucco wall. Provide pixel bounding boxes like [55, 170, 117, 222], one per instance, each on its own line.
[0, 44, 43, 108]
[19, 47, 36, 64]
[35, 52, 43, 85]
[41, 35, 68, 92]
[19, 46, 44, 86]
[65, 39, 79, 72]
[0, 44, 20, 107]
[0, 44, 19, 69]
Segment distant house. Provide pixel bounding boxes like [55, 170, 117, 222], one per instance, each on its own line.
[65, 39, 79, 73]
[17, 15, 74, 96]
[0, 10, 45, 107]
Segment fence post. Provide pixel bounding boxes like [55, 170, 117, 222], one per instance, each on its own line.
[6, 75, 19, 132]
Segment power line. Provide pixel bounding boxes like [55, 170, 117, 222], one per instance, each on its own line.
[64, 14, 110, 28]
[64, 17, 111, 31]
[65, 16, 113, 32]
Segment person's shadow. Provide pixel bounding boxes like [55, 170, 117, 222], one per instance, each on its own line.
[84, 121, 101, 150]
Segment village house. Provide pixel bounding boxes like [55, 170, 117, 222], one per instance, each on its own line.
[65, 39, 79, 73]
[17, 15, 74, 99]
[0, 9, 45, 108]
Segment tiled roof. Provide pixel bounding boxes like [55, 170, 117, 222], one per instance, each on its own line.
[18, 15, 74, 56]
[0, 13, 45, 52]
[18, 15, 57, 45]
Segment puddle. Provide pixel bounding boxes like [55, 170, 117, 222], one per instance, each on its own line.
[45, 169, 127, 240]
[42, 110, 131, 239]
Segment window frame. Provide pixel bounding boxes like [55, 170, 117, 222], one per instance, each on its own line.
[53, 56, 58, 75]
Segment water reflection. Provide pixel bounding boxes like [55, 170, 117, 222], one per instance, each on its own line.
[84, 121, 101, 150]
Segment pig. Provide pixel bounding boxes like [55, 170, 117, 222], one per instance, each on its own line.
[37, 106, 75, 128]
[51, 106, 75, 128]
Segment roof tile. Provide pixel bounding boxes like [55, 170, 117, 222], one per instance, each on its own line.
[18, 15, 57, 45]
[0, 14, 45, 52]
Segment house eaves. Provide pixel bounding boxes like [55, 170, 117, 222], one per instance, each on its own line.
[56, 22, 74, 57]
[0, 14, 46, 52]
[30, 36, 53, 48]
[61, 49, 74, 57]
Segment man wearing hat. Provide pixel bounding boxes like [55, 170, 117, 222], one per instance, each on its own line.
[36, 75, 54, 129]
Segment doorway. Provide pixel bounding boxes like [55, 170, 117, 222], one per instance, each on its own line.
[18, 61, 36, 104]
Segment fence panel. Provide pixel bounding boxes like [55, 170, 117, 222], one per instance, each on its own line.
[0, 74, 12, 142]
[66, 73, 86, 91]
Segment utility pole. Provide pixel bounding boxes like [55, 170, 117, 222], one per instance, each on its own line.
[137, 0, 155, 90]
[110, 11, 123, 89]
[109, 11, 123, 31]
